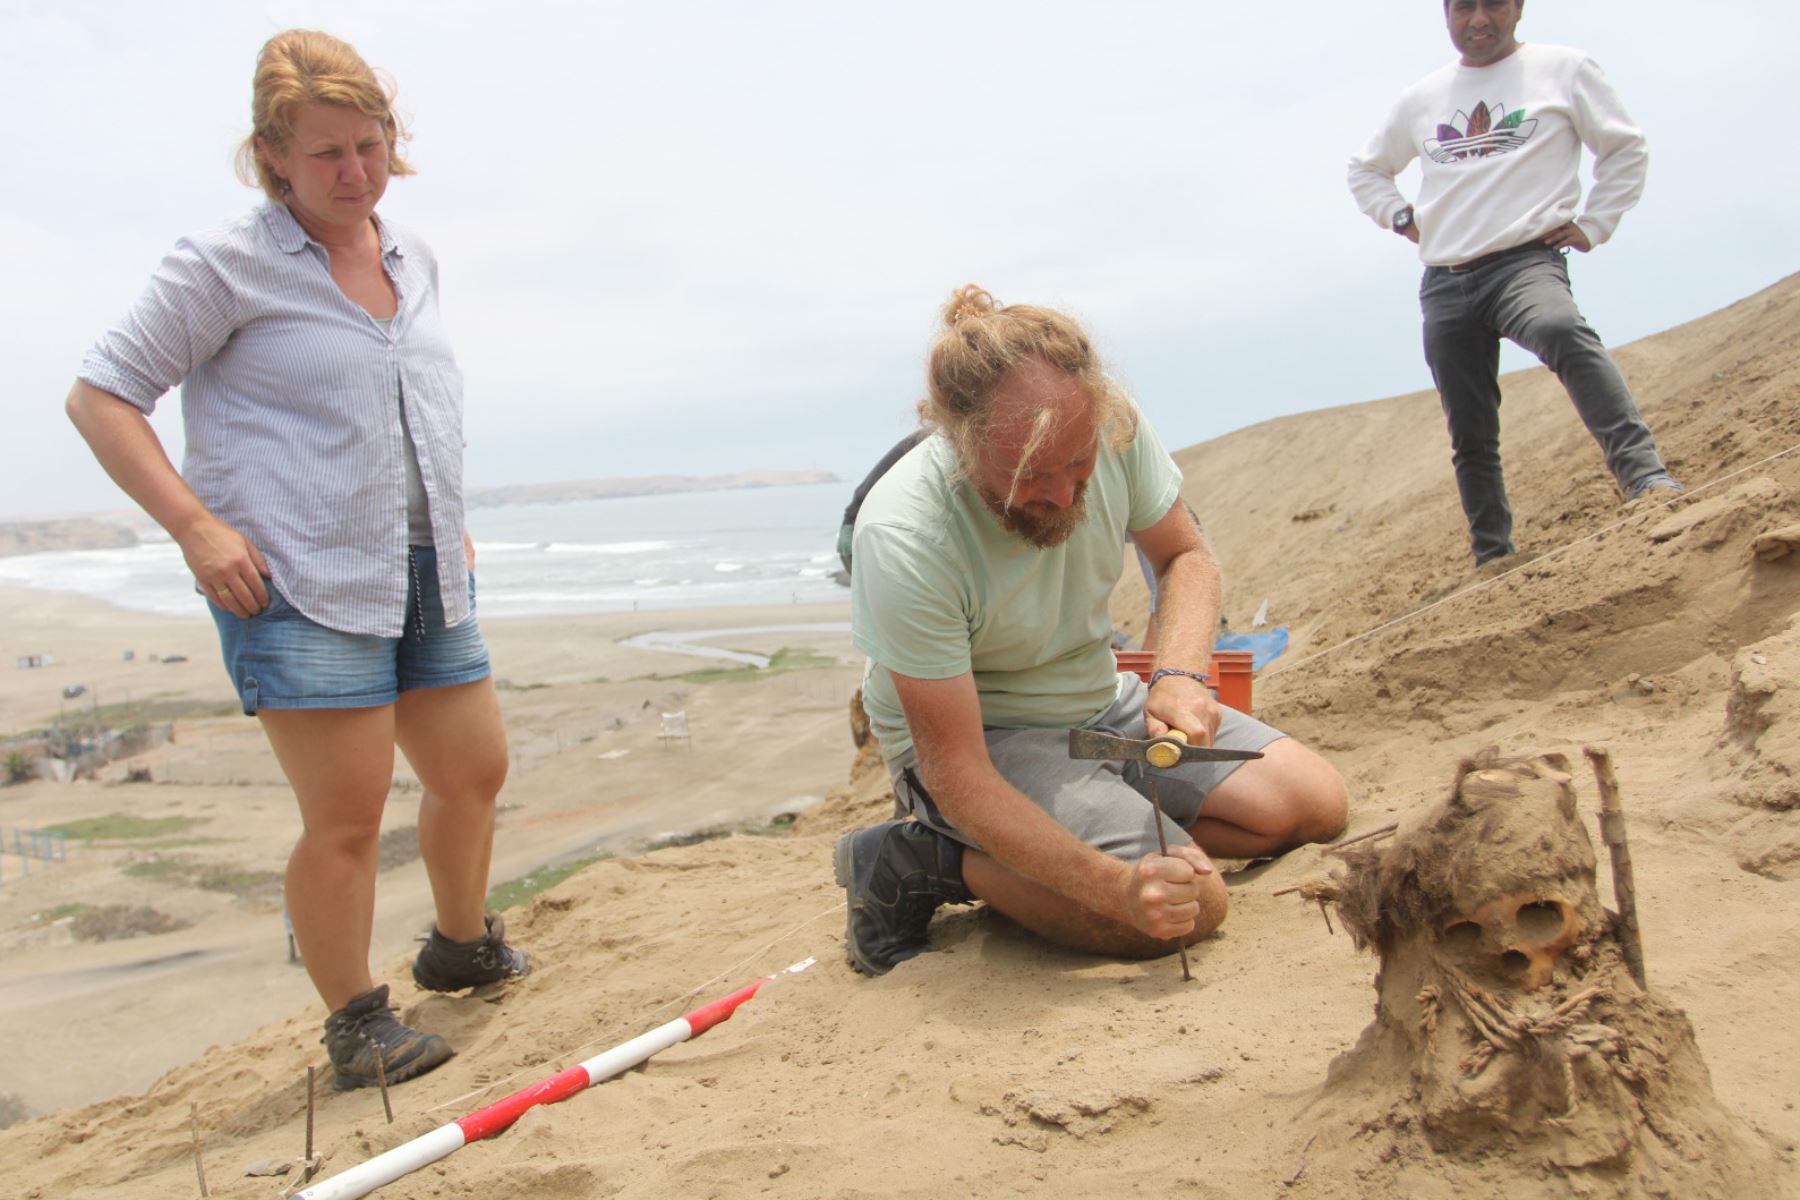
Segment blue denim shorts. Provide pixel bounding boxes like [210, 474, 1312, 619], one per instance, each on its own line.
[207, 546, 492, 715]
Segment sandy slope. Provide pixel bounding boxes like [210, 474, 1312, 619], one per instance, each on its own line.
[0, 598, 861, 1120]
[2, 274, 1798, 1197]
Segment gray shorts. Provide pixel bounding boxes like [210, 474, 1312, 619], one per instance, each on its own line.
[885, 673, 1285, 861]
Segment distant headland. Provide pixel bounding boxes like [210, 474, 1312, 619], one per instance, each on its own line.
[0, 518, 138, 559]
[0, 470, 843, 556]
[464, 469, 840, 509]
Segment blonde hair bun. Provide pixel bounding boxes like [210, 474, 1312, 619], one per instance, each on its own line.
[943, 285, 998, 328]
[918, 285, 1138, 484]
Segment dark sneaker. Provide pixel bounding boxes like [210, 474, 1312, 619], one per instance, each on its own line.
[833, 820, 972, 977]
[411, 913, 531, 993]
[1625, 473, 1684, 501]
[322, 984, 453, 1092]
[1471, 548, 1540, 581]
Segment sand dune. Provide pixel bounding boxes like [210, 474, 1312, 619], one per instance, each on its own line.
[1, 274, 1797, 1197]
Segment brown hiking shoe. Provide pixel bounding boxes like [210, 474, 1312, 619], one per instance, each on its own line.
[322, 984, 452, 1092]
[411, 913, 531, 993]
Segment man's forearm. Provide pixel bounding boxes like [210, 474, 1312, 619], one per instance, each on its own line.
[1347, 163, 1409, 229]
[1572, 57, 1647, 245]
[1150, 543, 1223, 674]
[1348, 103, 1419, 229]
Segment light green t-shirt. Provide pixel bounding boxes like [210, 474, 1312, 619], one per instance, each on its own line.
[851, 412, 1182, 759]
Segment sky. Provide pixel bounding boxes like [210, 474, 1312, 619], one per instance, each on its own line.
[3, 0, 1796, 519]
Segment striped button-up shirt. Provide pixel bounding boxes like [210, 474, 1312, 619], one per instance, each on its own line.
[80, 201, 470, 637]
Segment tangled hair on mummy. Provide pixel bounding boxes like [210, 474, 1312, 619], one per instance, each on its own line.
[920, 285, 1137, 501]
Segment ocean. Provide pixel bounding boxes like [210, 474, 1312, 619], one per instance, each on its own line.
[0, 481, 857, 620]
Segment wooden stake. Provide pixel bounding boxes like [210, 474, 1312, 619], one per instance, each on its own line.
[188, 1101, 209, 1197]
[1281, 1133, 1318, 1188]
[373, 1045, 395, 1124]
[1322, 821, 1399, 856]
[1583, 746, 1648, 989]
[305, 1065, 315, 1163]
[1146, 774, 1193, 982]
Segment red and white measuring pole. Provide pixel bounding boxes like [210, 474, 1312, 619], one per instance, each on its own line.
[296, 959, 814, 1200]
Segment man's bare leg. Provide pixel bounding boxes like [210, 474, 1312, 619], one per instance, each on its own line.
[1185, 737, 1348, 860]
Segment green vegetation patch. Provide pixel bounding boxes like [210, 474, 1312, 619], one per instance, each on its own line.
[121, 855, 281, 902]
[194, 865, 283, 898]
[486, 815, 800, 912]
[43, 695, 238, 730]
[24, 902, 92, 926]
[488, 852, 609, 912]
[636, 646, 838, 685]
[72, 904, 192, 942]
[121, 857, 192, 880]
[47, 813, 206, 840]
[646, 815, 795, 852]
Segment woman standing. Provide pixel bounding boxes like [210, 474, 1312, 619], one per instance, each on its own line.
[66, 30, 527, 1091]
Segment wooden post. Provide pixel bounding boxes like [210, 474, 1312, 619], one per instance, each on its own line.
[1583, 746, 1647, 989]
[1146, 774, 1193, 983]
[373, 1047, 395, 1124]
[188, 1101, 209, 1197]
[301, 1064, 321, 1183]
[1322, 821, 1399, 856]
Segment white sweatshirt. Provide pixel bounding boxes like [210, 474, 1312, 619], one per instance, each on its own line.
[1347, 42, 1647, 267]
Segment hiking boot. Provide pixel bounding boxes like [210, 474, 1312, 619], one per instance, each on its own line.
[411, 913, 531, 993]
[322, 984, 453, 1092]
[834, 820, 972, 977]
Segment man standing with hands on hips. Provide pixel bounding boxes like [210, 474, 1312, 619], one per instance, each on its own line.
[1348, 0, 1682, 569]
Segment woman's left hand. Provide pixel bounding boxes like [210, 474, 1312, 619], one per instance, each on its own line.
[463, 528, 476, 570]
[176, 512, 271, 618]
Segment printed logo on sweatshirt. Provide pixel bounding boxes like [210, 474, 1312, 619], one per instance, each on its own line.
[1424, 102, 1538, 163]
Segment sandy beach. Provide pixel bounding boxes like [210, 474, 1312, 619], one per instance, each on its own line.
[1, 273, 1797, 1197]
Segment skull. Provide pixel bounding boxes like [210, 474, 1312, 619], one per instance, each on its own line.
[1440, 889, 1583, 991]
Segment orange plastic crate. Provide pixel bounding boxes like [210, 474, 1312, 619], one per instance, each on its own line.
[1114, 649, 1254, 714]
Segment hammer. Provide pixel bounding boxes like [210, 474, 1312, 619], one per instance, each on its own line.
[1067, 728, 1263, 981]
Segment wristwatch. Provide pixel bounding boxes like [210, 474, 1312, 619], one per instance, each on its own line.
[1391, 205, 1415, 233]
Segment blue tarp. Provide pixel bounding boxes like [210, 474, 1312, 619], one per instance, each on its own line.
[1214, 627, 1290, 672]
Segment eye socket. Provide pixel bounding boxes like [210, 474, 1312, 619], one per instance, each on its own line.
[1441, 921, 1481, 948]
[1516, 901, 1568, 942]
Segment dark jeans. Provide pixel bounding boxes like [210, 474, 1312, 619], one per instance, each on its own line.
[1420, 245, 1669, 565]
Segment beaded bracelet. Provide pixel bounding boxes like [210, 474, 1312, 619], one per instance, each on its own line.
[1147, 667, 1213, 690]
